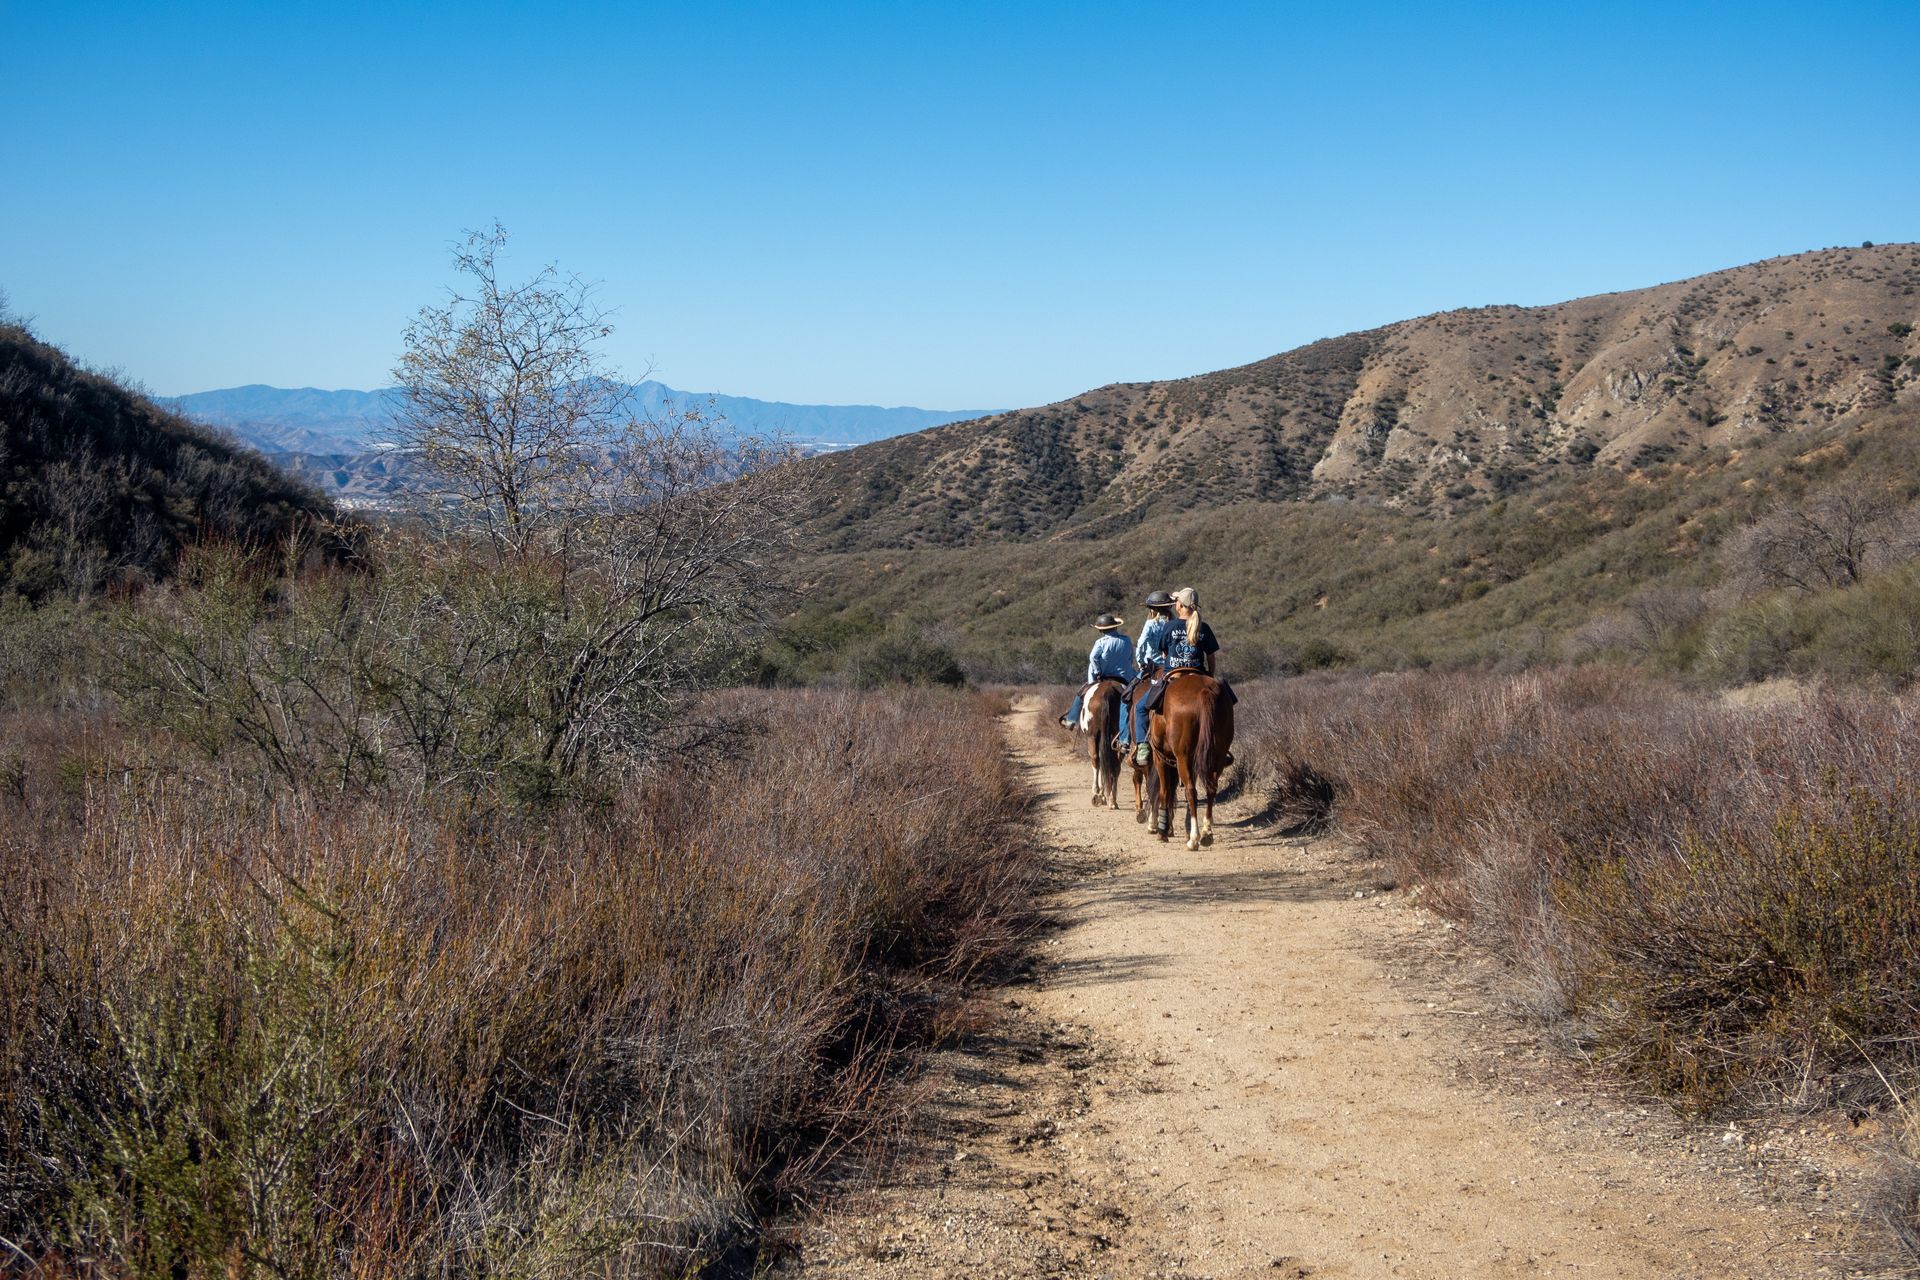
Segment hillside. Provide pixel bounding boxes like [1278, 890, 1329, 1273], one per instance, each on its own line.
[784, 402, 1920, 684]
[797, 244, 1920, 551]
[0, 325, 341, 598]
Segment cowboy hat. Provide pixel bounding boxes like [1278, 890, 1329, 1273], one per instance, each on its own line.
[1093, 613, 1125, 630]
[1143, 589, 1175, 608]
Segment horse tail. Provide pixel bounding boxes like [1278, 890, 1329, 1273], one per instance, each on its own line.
[1191, 680, 1217, 802]
[1096, 683, 1121, 780]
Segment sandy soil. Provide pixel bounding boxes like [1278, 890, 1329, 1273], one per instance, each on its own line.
[777, 697, 1884, 1279]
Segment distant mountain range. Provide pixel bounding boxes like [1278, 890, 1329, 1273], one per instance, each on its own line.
[168, 382, 994, 454]
[164, 382, 996, 509]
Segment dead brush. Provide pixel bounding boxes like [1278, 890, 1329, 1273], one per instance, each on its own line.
[1234, 666, 1920, 1261]
[0, 687, 1045, 1276]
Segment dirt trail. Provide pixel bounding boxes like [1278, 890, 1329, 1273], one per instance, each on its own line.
[782, 698, 1869, 1279]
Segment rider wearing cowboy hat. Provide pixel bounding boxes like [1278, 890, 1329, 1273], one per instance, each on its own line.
[1059, 612, 1137, 730]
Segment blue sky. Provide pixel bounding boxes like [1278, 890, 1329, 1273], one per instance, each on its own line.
[3, 1, 1916, 408]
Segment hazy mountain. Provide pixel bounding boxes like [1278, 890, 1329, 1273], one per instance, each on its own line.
[793, 244, 1920, 552]
[169, 381, 994, 454]
[166, 384, 399, 452]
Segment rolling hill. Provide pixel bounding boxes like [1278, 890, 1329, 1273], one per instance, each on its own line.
[776, 245, 1920, 681]
[1, 325, 341, 598]
[797, 244, 1920, 552]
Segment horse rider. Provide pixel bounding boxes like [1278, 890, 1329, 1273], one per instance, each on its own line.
[1164, 586, 1219, 676]
[1128, 586, 1236, 764]
[1115, 589, 1176, 765]
[1059, 612, 1137, 730]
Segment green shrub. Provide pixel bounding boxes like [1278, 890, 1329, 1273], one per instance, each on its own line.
[841, 621, 967, 688]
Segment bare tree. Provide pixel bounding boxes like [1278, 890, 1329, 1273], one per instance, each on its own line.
[391, 223, 626, 557]
[123, 229, 805, 799]
[378, 226, 804, 790]
[1728, 479, 1917, 594]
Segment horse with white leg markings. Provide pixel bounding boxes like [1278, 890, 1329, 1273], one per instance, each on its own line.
[1057, 610, 1138, 809]
[1079, 677, 1125, 808]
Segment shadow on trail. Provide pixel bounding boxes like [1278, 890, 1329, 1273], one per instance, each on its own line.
[1035, 951, 1172, 989]
[1092, 863, 1355, 915]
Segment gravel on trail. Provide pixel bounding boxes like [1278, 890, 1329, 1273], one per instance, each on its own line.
[777, 697, 1880, 1279]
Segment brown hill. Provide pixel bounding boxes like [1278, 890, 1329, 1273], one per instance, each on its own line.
[799, 243, 1920, 552]
[0, 323, 344, 598]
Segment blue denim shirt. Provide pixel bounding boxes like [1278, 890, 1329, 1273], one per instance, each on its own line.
[1135, 615, 1174, 671]
[1086, 632, 1137, 683]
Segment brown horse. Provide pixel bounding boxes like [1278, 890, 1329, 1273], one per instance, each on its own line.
[1121, 684, 1158, 825]
[1129, 734, 1154, 825]
[1146, 672, 1235, 849]
[1079, 677, 1125, 808]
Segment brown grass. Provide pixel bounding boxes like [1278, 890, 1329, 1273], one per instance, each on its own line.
[0, 687, 1042, 1277]
[1235, 668, 1920, 1257]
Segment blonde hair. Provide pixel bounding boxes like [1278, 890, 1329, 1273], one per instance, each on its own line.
[1174, 587, 1201, 646]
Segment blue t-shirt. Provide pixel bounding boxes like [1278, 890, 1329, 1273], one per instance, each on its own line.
[1164, 621, 1219, 671]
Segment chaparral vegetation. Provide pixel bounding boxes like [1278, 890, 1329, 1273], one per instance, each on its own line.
[1233, 668, 1920, 1256]
[0, 240, 1047, 1276]
[6, 238, 1920, 1269]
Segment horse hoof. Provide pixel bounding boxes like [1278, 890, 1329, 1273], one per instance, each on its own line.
[1200, 832, 1214, 848]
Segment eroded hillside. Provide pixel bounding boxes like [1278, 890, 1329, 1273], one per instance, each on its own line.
[799, 244, 1920, 551]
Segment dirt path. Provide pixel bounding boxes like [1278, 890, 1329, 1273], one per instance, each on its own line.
[780, 698, 1873, 1279]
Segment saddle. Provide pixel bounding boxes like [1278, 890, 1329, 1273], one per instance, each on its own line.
[1137, 668, 1237, 716]
[1070, 675, 1125, 732]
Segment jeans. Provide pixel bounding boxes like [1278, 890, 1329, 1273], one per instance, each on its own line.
[1115, 680, 1153, 746]
[1063, 692, 1084, 727]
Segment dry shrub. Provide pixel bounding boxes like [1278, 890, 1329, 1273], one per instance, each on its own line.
[1236, 668, 1920, 1089]
[1238, 667, 1920, 1259]
[0, 687, 1041, 1277]
[1565, 792, 1920, 1106]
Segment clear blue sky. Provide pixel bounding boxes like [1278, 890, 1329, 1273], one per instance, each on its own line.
[3, 1, 1916, 408]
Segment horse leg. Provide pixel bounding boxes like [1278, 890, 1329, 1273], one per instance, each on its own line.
[1180, 752, 1200, 851]
[1152, 753, 1171, 842]
[1200, 772, 1215, 847]
[1132, 765, 1146, 824]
